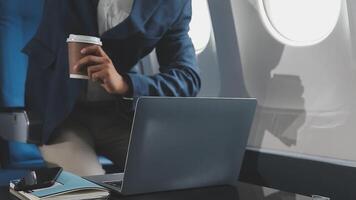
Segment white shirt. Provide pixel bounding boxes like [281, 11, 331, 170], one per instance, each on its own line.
[85, 0, 134, 102]
[97, 0, 134, 36]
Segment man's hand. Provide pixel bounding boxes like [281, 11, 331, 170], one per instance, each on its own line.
[73, 45, 129, 95]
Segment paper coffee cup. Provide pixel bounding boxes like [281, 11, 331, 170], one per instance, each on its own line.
[67, 34, 102, 79]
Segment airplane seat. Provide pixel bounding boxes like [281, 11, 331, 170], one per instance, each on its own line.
[0, 0, 116, 173]
[0, 140, 44, 169]
[0, 0, 46, 170]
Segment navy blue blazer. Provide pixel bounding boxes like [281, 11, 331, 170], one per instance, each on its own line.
[23, 0, 201, 144]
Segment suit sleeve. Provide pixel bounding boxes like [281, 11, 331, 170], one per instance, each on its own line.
[125, 0, 201, 98]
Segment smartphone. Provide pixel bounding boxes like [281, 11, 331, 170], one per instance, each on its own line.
[13, 167, 63, 191]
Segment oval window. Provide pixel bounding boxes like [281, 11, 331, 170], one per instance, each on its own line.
[189, 0, 212, 54]
[257, 0, 342, 46]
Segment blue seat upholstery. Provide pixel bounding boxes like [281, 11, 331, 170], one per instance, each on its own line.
[0, 0, 46, 170]
[0, 0, 115, 172]
[0, 0, 44, 107]
[0, 139, 45, 169]
[0, 170, 28, 186]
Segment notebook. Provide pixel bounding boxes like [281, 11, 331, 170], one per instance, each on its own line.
[9, 171, 109, 200]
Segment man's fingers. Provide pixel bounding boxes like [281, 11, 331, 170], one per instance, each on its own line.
[74, 55, 105, 72]
[81, 45, 106, 56]
[92, 70, 108, 83]
[87, 64, 105, 79]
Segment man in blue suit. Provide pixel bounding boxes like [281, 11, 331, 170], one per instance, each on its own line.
[24, 0, 201, 175]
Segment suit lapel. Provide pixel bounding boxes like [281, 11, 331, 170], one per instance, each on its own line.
[101, 0, 163, 40]
[67, 0, 99, 36]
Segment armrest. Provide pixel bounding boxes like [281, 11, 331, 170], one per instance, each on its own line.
[0, 108, 43, 144]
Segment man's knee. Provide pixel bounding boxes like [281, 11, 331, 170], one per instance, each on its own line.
[39, 125, 105, 176]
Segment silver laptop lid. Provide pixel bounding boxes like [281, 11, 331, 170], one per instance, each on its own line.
[121, 97, 257, 195]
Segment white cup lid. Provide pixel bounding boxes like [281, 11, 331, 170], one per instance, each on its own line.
[66, 34, 102, 46]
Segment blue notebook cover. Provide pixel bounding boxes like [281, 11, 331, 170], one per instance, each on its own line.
[29, 171, 108, 198]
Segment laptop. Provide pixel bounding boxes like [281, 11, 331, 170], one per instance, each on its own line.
[86, 97, 257, 195]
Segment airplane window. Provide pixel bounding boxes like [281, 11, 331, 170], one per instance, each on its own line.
[257, 0, 342, 46]
[189, 0, 212, 54]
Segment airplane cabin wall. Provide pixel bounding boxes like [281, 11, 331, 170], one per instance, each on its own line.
[347, 0, 356, 63]
[230, 0, 356, 165]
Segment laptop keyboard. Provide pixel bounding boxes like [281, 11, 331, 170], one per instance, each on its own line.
[104, 181, 123, 188]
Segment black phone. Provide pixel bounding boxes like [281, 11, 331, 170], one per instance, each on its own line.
[13, 167, 63, 191]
